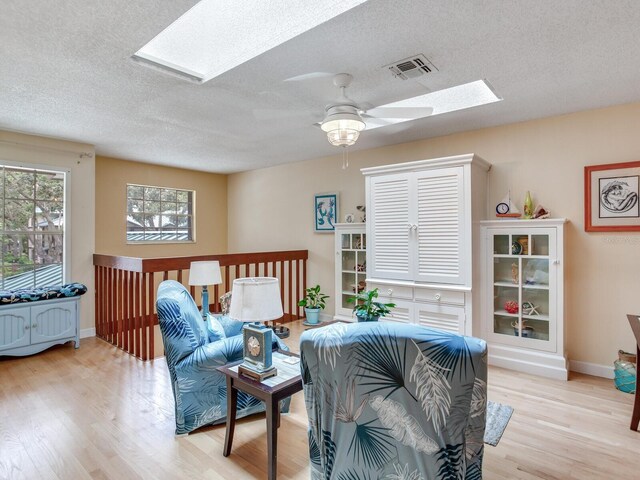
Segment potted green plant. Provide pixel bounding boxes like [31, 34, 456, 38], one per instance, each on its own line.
[348, 288, 396, 322]
[298, 285, 329, 325]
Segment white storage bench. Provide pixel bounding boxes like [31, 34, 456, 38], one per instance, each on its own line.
[0, 283, 87, 356]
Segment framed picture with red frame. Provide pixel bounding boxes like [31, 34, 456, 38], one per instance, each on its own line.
[585, 161, 640, 232]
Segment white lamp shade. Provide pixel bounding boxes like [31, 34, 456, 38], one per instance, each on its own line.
[188, 261, 222, 286]
[229, 277, 283, 322]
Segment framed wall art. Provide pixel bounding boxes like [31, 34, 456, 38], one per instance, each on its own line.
[314, 192, 338, 232]
[585, 161, 640, 231]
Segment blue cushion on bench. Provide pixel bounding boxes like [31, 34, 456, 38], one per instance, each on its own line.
[0, 283, 87, 305]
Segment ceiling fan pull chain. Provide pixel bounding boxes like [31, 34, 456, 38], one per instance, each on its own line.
[342, 147, 349, 170]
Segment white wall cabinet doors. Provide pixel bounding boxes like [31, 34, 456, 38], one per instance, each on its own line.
[415, 167, 465, 285]
[0, 298, 80, 356]
[0, 310, 30, 350]
[368, 166, 465, 285]
[333, 223, 367, 321]
[369, 172, 413, 281]
[481, 218, 567, 380]
[375, 285, 466, 335]
[30, 302, 76, 345]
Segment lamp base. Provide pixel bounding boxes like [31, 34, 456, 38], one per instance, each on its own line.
[201, 287, 209, 321]
[239, 363, 278, 381]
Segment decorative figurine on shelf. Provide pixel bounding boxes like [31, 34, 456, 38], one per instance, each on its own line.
[511, 262, 519, 284]
[522, 301, 540, 316]
[352, 280, 366, 293]
[496, 190, 521, 218]
[356, 205, 366, 223]
[511, 319, 535, 337]
[517, 236, 529, 255]
[524, 191, 534, 219]
[355, 261, 366, 272]
[504, 300, 519, 314]
[511, 241, 523, 255]
[533, 204, 550, 219]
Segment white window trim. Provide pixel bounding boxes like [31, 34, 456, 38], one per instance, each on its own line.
[0, 158, 71, 286]
[125, 183, 196, 244]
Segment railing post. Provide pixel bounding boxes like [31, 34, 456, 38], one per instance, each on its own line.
[134, 271, 140, 359]
[141, 272, 148, 361]
[148, 272, 155, 359]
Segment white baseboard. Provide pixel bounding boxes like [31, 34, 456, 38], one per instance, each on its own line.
[569, 360, 614, 379]
[80, 327, 96, 339]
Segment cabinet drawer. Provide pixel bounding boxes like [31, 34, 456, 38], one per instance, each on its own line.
[368, 283, 413, 300]
[414, 288, 465, 305]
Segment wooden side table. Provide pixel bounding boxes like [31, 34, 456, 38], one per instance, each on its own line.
[217, 350, 302, 480]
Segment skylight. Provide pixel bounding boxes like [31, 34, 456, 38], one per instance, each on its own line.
[365, 80, 502, 129]
[133, 0, 368, 82]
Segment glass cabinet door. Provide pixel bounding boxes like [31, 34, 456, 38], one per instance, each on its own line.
[490, 229, 555, 351]
[339, 230, 367, 310]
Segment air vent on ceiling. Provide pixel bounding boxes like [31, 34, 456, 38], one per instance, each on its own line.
[385, 54, 438, 80]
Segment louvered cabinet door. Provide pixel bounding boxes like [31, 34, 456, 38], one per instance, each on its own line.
[414, 167, 466, 285]
[378, 299, 413, 324]
[368, 173, 413, 281]
[416, 303, 465, 334]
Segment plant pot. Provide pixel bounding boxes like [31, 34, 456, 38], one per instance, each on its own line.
[305, 307, 321, 325]
[356, 314, 380, 322]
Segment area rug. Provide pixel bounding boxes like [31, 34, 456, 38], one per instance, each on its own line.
[484, 401, 513, 446]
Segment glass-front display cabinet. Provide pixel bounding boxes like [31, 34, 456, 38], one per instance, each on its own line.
[481, 219, 567, 380]
[334, 223, 366, 321]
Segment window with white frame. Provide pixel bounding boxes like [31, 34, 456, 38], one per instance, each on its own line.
[126, 184, 194, 242]
[0, 165, 66, 289]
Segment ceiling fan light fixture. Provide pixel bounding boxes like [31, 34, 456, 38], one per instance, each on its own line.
[326, 127, 361, 147]
[321, 109, 366, 147]
[320, 116, 366, 133]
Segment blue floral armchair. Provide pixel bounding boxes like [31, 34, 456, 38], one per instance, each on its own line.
[300, 322, 487, 479]
[156, 280, 289, 435]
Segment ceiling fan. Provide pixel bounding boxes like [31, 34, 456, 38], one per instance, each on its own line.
[317, 73, 433, 148]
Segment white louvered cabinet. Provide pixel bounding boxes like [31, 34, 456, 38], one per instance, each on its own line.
[363, 154, 489, 336]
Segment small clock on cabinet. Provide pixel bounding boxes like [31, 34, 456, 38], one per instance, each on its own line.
[496, 202, 510, 215]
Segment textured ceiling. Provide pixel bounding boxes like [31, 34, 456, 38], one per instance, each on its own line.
[1, 0, 640, 173]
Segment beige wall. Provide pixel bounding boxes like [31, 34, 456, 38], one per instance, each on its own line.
[95, 156, 228, 257]
[228, 101, 640, 368]
[0, 130, 96, 332]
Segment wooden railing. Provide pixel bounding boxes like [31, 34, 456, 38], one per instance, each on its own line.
[93, 250, 308, 360]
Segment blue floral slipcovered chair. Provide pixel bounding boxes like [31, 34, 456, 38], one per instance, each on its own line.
[300, 322, 487, 479]
[156, 280, 290, 435]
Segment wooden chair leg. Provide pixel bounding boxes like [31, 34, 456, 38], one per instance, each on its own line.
[632, 394, 640, 431]
[633, 353, 640, 431]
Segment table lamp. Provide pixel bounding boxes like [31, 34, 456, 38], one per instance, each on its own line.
[229, 277, 283, 380]
[188, 261, 222, 321]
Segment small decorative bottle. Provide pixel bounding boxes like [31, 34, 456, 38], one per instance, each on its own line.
[524, 191, 533, 219]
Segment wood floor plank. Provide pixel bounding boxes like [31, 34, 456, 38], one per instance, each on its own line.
[1, 321, 639, 479]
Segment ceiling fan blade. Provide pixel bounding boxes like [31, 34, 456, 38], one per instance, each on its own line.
[360, 115, 404, 130]
[284, 72, 334, 82]
[365, 106, 434, 119]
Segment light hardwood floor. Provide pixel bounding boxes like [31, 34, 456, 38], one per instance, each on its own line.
[1, 320, 639, 479]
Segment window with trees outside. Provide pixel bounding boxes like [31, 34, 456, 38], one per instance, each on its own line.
[0, 166, 66, 290]
[126, 184, 194, 242]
